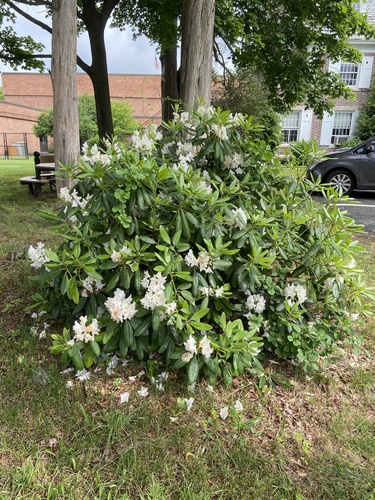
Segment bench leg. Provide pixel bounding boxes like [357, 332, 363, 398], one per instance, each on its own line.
[34, 184, 42, 197]
[28, 183, 35, 196]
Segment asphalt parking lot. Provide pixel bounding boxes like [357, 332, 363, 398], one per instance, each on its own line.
[335, 192, 375, 234]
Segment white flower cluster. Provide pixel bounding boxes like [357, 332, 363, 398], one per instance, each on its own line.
[82, 142, 112, 167]
[28, 242, 50, 269]
[182, 334, 213, 362]
[184, 249, 213, 273]
[223, 152, 246, 175]
[105, 288, 137, 322]
[131, 128, 159, 155]
[81, 277, 104, 297]
[231, 207, 248, 230]
[140, 271, 168, 310]
[173, 110, 190, 125]
[210, 123, 229, 140]
[200, 286, 225, 298]
[324, 275, 344, 290]
[284, 283, 308, 306]
[59, 187, 92, 210]
[245, 292, 266, 314]
[72, 316, 100, 343]
[111, 245, 132, 263]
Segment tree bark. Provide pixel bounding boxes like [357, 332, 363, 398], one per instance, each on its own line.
[51, 0, 80, 191]
[79, 0, 120, 145]
[180, 0, 215, 108]
[160, 47, 179, 123]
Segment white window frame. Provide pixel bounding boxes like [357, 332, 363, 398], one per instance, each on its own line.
[339, 62, 359, 87]
[282, 112, 301, 143]
[329, 57, 373, 89]
[331, 112, 353, 145]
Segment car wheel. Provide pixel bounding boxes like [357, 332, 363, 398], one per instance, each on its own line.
[325, 170, 355, 195]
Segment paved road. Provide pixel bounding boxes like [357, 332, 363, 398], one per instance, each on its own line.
[335, 192, 375, 234]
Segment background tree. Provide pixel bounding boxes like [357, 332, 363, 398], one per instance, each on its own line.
[118, 0, 375, 120]
[354, 82, 375, 140]
[3, 0, 122, 143]
[0, 2, 45, 71]
[3, 0, 375, 142]
[33, 94, 138, 145]
[212, 69, 282, 149]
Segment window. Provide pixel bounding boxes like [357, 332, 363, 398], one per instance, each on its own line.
[353, 2, 366, 13]
[282, 112, 300, 143]
[339, 63, 359, 86]
[331, 112, 353, 145]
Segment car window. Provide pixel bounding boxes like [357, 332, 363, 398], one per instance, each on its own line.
[353, 141, 375, 154]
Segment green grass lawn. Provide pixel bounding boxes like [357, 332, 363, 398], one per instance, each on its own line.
[0, 163, 374, 500]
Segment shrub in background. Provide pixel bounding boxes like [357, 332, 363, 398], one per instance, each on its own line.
[29, 106, 373, 384]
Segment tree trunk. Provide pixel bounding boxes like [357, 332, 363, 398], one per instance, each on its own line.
[160, 47, 179, 123]
[180, 0, 215, 108]
[51, 0, 80, 192]
[80, 0, 115, 145]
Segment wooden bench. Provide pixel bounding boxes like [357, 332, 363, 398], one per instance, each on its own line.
[19, 176, 56, 197]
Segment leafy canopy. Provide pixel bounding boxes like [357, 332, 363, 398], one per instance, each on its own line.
[33, 93, 139, 142]
[115, 0, 375, 117]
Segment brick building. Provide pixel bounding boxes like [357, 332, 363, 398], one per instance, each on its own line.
[0, 72, 162, 158]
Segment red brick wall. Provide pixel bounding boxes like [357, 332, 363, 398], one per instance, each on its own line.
[1, 72, 162, 120]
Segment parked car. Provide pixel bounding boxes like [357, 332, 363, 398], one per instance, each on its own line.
[307, 136, 375, 195]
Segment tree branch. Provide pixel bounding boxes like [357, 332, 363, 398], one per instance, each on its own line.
[4, 0, 52, 34]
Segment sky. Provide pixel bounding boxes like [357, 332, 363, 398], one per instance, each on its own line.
[0, 4, 161, 79]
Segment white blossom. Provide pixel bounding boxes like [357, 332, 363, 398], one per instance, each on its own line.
[231, 207, 248, 230]
[111, 250, 122, 263]
[184, 397, 194, 412]
[199, 336, 213, 359]
[184, 250, 213, 273]
[66, 380, 74, 388]
[234, 400, 243, 412]
[245, 292, 266, 314]
[137, 386, 149, 397]
[284, 283, 307, 306]
[140, 272, 168, 310]
[219, 407, 229, 420]
[81, 277, 104, 297]
[105, 288, 137, 322]
[76, 369, 90, 382]
[182, 352, 194, 363]
[119, 392, 130, 404]
[72, 316, 100, 343]
[28, 242, 50, 269]
[183, 335, 197, 355]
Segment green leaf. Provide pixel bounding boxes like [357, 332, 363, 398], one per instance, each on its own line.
[159, 225, 171, 245]
[44, 249, 60, 263]
[190, 321, 212, 331]
[67, 277, 80, 304]
[187, 356, 199, 384]
[191, 308, 210, 321]
[90, 341, 101, 357]
[60, 273, 69, 295]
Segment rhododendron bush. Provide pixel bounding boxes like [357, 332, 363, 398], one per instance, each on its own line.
[29, 106, 372, 384]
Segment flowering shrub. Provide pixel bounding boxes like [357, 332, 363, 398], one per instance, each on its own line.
[29, 106, 373, 383]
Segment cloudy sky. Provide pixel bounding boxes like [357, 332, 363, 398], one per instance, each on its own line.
[0, 4, 160, 78]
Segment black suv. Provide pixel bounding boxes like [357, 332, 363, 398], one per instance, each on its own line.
[307, 136, 375, 195]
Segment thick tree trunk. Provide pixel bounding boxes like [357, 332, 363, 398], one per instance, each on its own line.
[81, 0, 115, 145]
[180, 0, 215, 108]
[51, 0, 80, 191]
[160, 47, 179, 123]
